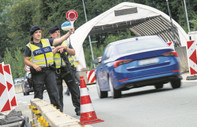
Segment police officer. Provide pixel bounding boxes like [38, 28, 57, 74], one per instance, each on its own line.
[64, 56, 80, 96]
[24, 25, 74, 112]
[49, 25, 80, 116]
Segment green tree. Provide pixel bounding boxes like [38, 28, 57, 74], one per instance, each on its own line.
[190, 13, 197, 31]
[8, 0, 39, 49]
[3, 47, 25, 79]
[0, 0, 14, 60]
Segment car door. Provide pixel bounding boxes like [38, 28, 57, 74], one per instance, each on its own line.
[96, 49, 107, 90]
[100, 45, 114, 90]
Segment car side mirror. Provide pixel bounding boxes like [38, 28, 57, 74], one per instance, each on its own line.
[93, 59, 99, 64]
[93, 56, 102, 64]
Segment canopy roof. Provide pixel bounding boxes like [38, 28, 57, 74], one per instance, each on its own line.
[70, 2, 188, 68]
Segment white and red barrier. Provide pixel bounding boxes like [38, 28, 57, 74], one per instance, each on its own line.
[0, 62, 17, 112]
[186, 40, 197, 75]
[86, 70, 96, 84]
[0, 63, 11, 112]
[4, 64, 17, 107]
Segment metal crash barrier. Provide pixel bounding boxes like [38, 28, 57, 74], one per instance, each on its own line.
[29, 98, 92, 127]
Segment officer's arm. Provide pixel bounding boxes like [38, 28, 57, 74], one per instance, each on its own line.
[65, 47, 75, 55]
[53, 28, 74, 46]
[52, 45, 66, 54]
[52, 46, 62, 54]
[56, 46, 75, 55]
[24, 57, 41, 71]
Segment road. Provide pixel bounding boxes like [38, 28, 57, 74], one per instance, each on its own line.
[15, 79, 197, 127]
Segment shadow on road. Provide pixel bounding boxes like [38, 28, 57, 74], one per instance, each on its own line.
[122, 88, 173, 98]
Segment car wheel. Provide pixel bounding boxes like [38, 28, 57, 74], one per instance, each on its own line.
[109, 77, 121, 98]
[23, 86, 30, 96]
[23, 91, 29, 96]
[154, 83, 164, 89]
[96, 82, 108, 98]
[171, 79, 181, 89]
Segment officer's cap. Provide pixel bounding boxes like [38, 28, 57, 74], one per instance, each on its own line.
[30, 25, 41, 35]
[49, 26, 60, 34]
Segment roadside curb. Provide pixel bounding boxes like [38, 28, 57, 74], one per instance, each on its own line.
[30, 98, 92, 127]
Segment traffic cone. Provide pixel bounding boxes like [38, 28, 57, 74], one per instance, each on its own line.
[79, 76, 104, 125]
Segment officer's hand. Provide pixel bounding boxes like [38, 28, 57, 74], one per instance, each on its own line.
[33, 65, 41, 71]
[59, 48, 65, 53]
[69, 28, 75, 34]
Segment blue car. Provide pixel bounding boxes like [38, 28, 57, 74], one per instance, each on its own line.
[95, 35, 182, 98]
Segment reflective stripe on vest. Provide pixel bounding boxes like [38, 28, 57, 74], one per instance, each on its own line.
[53, 40, 77, 68]
[70, 56, 78, 67]
[68, 56, 75, 66]
[26, 39, 54, 67]
[53, 41, 69, 68]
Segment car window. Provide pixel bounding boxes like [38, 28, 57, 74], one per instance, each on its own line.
[106, 46, 113, 58]
[115, 37, 167, 55]
[102, 46, 109, 61]
[102, 52, 107, 61]
[102, 45, 114, 61]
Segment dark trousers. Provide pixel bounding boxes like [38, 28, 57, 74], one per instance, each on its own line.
[74, 70, 80, 85]
[32, 69, 62, 112]
[56, 69, 80, 113]
[71, 66, 80, 85]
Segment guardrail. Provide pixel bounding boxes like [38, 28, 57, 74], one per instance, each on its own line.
[29, 98, 92, 127]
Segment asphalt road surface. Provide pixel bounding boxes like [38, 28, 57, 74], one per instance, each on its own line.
[15, 79, 197, 127]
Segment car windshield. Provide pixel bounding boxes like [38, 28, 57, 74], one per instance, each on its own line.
[114, 37, 167, 55]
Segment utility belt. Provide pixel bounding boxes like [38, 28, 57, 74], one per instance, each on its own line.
[56, 66, 73, 78]
[30, 65, 56, 74]
[56, 66, 68, 74]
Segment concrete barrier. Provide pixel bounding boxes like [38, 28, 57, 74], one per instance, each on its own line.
[30, 98, 92, 127]
[14, 84, 23, 94]
[78, 71, 88, 84]
[175, 46, 189, 73]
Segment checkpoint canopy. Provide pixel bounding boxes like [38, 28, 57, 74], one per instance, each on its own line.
[70, 2, 188, 68]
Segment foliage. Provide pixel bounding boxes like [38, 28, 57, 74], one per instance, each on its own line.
[1, 0, 197, 78]
[189, 12, 197, 31]
[3, 48, 25, 79]
[8, 0, 39, 48]
[0, 0, 13, 59]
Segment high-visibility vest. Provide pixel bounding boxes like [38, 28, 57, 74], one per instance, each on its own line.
[52, 40, 75, 68]
[68, 56, 75, 67]
[71, 56, 79, 68]
[26, 39, 54, 67]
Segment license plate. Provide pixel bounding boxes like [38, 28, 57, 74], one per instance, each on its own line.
[139, 58, 159, 66]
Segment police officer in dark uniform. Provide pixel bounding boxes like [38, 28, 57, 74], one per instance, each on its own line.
[49, 26, 80, 116]
[24, 25, 74, 112]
